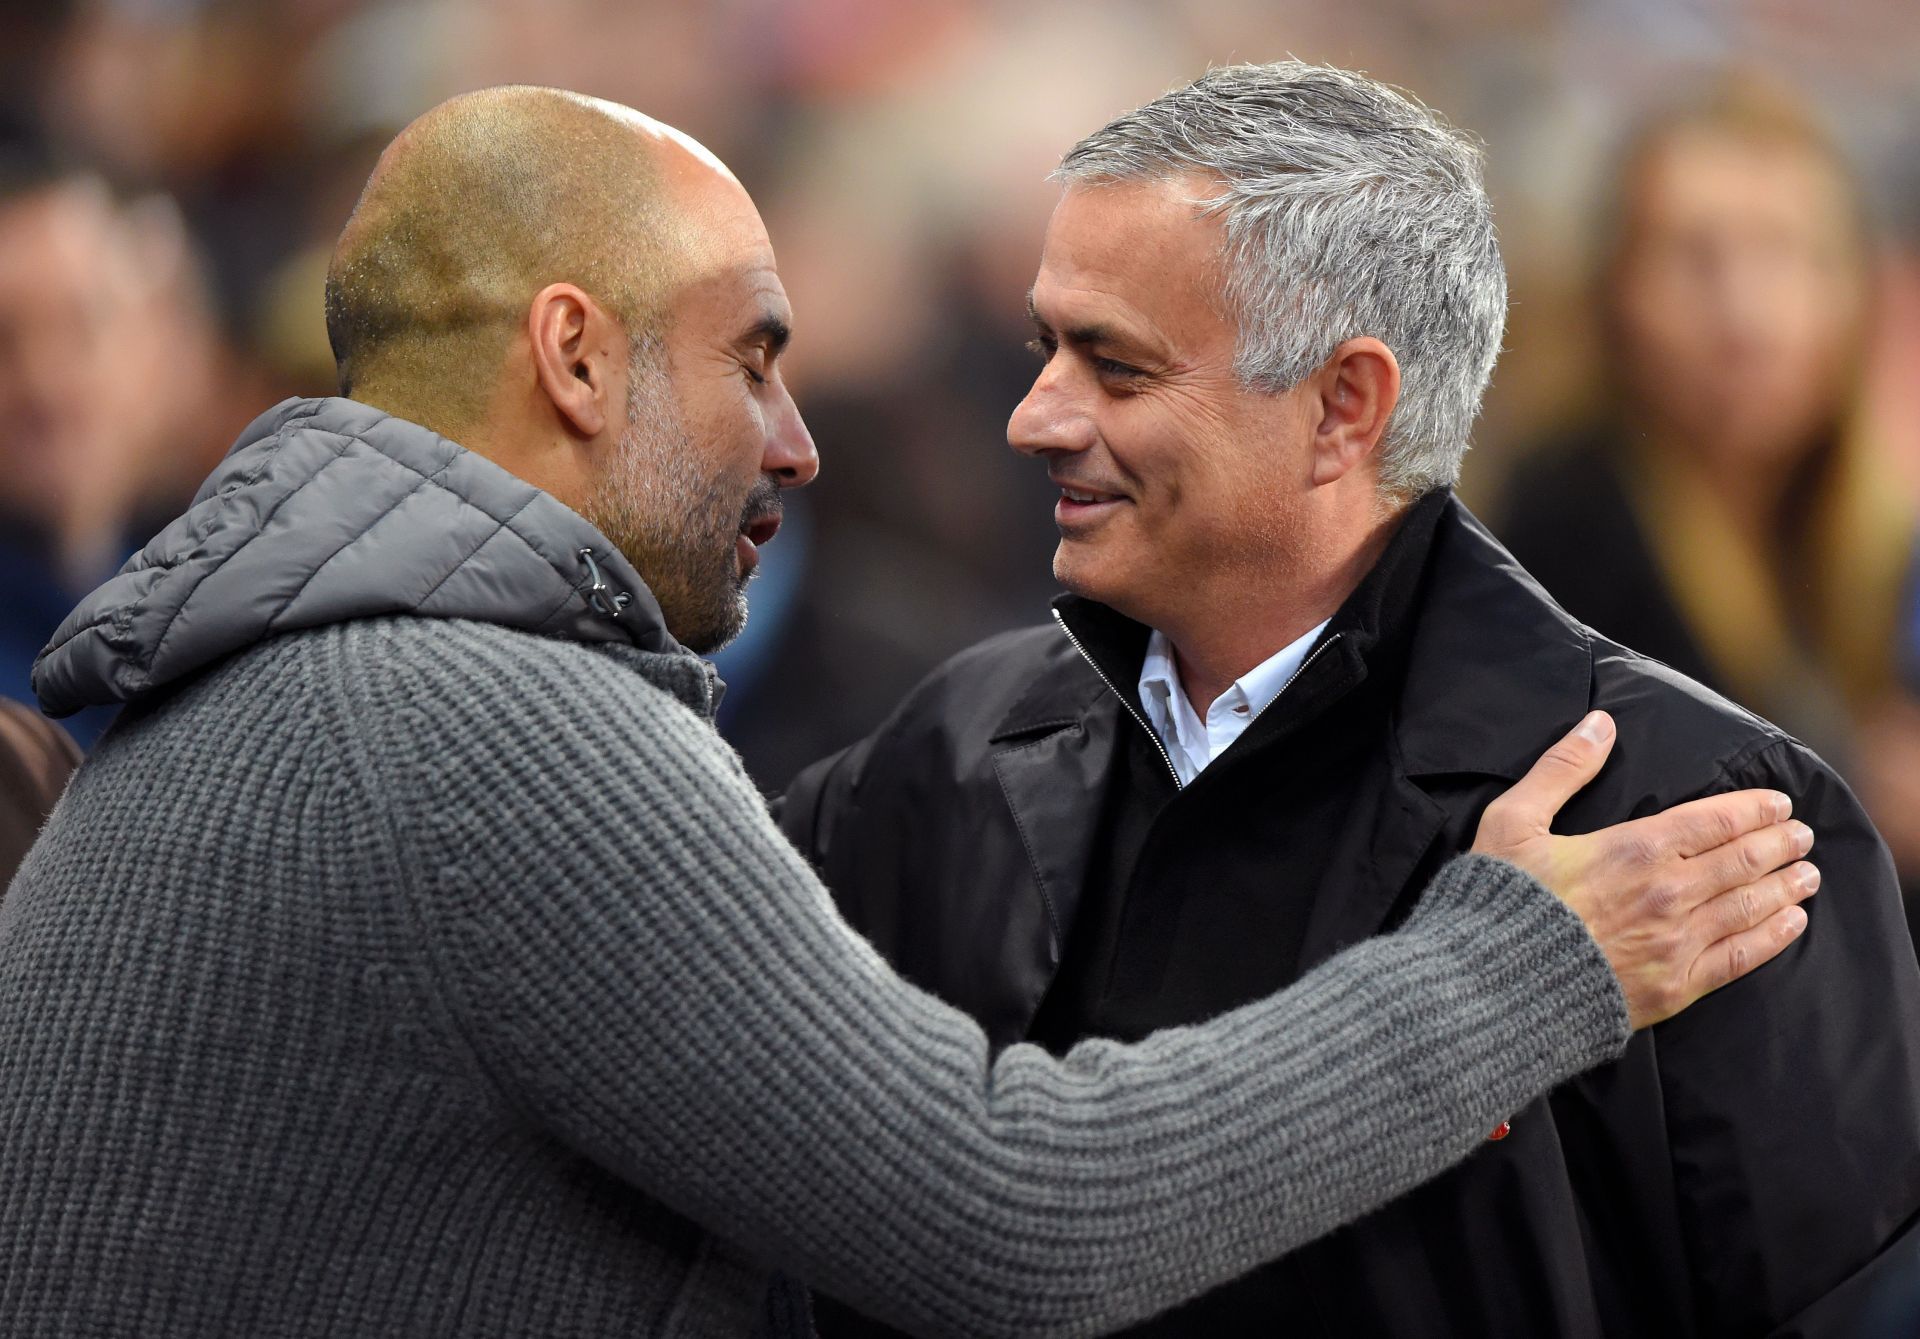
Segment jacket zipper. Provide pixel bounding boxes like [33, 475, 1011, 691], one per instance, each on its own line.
[1052, 608, 1344, 792]
[1252, 632, 1343, 729]
[1052, 608, 1185, 789]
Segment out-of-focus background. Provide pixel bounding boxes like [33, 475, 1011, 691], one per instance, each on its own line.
[3, 0, 1918, 904]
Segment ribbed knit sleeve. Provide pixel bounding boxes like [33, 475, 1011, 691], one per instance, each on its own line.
[352, 622, 1629, 1339]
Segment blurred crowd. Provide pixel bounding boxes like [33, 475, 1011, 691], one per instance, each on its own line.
[2, 0, 1919, 920]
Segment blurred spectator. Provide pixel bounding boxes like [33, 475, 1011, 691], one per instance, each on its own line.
[0, 699, 79, 894]
[0, 144, 224, 747]
[1494, 75, 1920, 927]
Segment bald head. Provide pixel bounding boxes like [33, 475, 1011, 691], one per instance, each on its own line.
[324, 86, 727, 436]
[324, 88, 813, 652]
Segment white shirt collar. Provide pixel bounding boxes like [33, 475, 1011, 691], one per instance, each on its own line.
[1136, 620, 1331, 786]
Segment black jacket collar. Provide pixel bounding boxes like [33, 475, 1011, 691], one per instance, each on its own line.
[1394, 500, 1593, 781]
[991, 492, 1593, 785]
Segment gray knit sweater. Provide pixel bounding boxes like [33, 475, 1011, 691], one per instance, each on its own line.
[1, 399, 1630, 1337]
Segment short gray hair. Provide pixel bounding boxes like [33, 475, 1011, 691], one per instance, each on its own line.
[1056, 61, 1507, 498]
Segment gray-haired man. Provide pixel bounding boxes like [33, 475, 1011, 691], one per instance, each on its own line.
[786, 62, 1920, 1337]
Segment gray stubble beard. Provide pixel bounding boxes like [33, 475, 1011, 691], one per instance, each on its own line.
[580, 350, 760, 655]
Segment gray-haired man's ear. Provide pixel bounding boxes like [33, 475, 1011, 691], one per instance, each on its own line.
[1309, 337, 1400, 487]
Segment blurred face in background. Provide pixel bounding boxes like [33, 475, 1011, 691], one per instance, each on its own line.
[0, 178, 217, 572]
[0, 183, 123, 536]
[1607, 127, 1869, 475]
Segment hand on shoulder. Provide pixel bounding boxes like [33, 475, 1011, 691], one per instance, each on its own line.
[1473, 710, 1818, 1029]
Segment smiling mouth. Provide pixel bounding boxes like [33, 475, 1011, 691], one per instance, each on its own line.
[1051, 470, 1128, 506]
[1053, 480, 1128, 530]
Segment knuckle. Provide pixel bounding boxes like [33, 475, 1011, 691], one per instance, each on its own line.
[1543, 743, 1583, 770]
[1642, 877, 1684, 922]
[1708, 804, 1741, 846]
[1774, 867, 1807, 906]
[1726, 940, 1750, 979]
[1773, 825, 1801, 868]
[1629, 832, 1668, 869]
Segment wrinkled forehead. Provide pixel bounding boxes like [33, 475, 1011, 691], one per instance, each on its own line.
[663, 184, 780, 308]
[1030, 177, 1232, 341]
[650, 200, 789, 350]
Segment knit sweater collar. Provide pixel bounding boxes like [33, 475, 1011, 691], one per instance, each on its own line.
[34, 397, 716, 719]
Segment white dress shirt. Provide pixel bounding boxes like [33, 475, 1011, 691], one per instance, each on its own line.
[1136, 620, 1332, 787]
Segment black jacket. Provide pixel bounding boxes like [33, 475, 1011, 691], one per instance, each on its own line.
[784, 496, 1920, 1337]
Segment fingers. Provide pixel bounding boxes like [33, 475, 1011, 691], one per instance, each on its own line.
[1682, 819, 1813, 899]
[1691, 858, 1820, 947]
[1480, 712, 1616, 844]
[1649, 860, 1818, 1024]
[1623, 788, 1794, 862]
[1685, 904, 1811, 1004]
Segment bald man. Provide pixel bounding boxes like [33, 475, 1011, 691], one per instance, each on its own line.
[3, 88, 1814, 1338]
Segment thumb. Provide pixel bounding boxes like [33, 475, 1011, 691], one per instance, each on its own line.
[1485, 711, 1616, 841]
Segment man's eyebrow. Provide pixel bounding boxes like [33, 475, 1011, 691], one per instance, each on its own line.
[1063, 321, 1129, 349]
[743, 312, 791, 354]
[1024, 291, 1150, 355]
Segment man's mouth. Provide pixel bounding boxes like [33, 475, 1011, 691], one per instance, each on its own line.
[735, 511, 782, 575]
[1053, 480, 1128, 528]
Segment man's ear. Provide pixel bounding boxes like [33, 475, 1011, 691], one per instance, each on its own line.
[1310, 337, 1401, 486]
[528, 282, 618, 440]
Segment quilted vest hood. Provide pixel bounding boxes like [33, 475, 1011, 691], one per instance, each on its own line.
[34, 397, 688, 717]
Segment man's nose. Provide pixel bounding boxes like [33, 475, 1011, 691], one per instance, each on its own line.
[764, 385, 819, 488]
[1007, 362, 1095, 459]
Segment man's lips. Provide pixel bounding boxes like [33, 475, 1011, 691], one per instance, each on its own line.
[1052, 480, 1129, 528]
[735, 512, 782, 573]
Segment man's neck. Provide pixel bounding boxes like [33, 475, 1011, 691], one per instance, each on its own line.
[1162, 504, 1408, 716]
